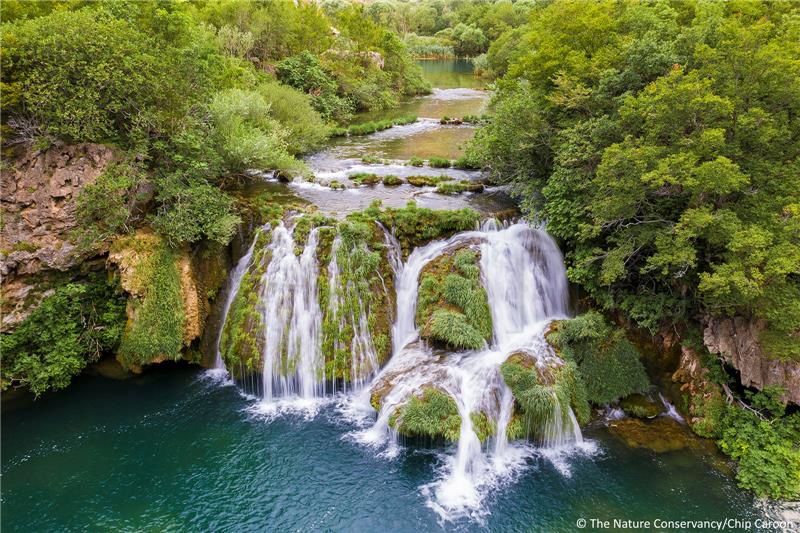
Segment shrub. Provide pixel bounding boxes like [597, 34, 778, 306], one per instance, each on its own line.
[547, 311, 650, 404]
[75, 162, 141, 248]
[208, 88, 298, 173]
[256, 80, 329, 155]
[0, 275, 127, 396]
[151, 183, 240, 246]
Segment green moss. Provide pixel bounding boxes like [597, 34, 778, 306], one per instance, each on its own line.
[390, 387, 462, 442]
[416, 248, 492, 350]
[428, 156, 451, 168]
[407, 156, 424, 167]
[219, 229, 273, 378]
[436, 180, 485, 194]
[329, 180, 346, 190]
[117, 243, 185, 367]
[546, 311, 650, 405]
[349, 172, 382, 186]
[320, 218, 395, 382]
[382, 174, 403, 186]
[470, 411, 496, 442]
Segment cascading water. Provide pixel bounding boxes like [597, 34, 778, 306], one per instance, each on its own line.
[358, 220, 585, 520]
[217, 216, 586, 517]
[213, 226, 264, 371]
[258, 225, 324, 403]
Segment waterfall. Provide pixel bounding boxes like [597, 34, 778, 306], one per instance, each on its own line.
[361, 221, 583, 519]
[214, 226, 263, 371]
[259, 225, 324, 402]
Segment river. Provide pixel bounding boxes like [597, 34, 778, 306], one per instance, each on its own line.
[0, 60, 780, 532]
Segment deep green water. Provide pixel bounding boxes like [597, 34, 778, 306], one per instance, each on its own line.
[1, 366, 771, 532]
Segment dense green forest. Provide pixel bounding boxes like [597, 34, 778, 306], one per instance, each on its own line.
[465, 0, 800, 499]
[0, 0, 428, 392]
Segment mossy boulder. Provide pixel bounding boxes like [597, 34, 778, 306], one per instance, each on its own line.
[349, 172, 382, 186]
[389, 386, 462, 442]
[382, 174, 403, 186]
[500, 350, 591, 441]
[377, 201, 480, 256]
[416, 247, 492, 350]
[546, 311, 650, 405]
[620, 393, 665, 419]
[435, 181, 485, 194]
[406, 175, 450, 187]
[109, 231, 187, 370]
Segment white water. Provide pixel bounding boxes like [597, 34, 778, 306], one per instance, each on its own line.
[219, 218, 588, 518]
[213, 226, 263, 371]
[358, 221, 586, 521]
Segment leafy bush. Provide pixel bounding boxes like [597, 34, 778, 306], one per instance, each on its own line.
[75, 162, 141, 249]
[256, 80, 330, 154]
[151, 182, 240, 246]
[716, 389, 800, 500]
[208, 88, 297, 173]
[1, 275, 127, 396]
[2, 9, 172, 144]
[547, 311, 650, 404]
[428, 156, 451, 168]
[277, 50, 354, 123]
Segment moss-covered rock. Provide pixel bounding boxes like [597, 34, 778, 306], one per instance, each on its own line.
[349, 172, 382, 186]
[416, 247, 492, 350]
[389, 386, 462, 442]
[546, 311, 650, 405]
[435, 181, 485, 194]
[109, 231, 186, 369]
[382, 174, 403, 186]
[620, 393, 665, 419]
[406, 175, 450, 187]
[500, 350, 591, 441]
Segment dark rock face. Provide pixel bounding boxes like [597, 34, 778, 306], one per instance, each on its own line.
[1, 143, 116, 331]
[704, 316, 800, 405]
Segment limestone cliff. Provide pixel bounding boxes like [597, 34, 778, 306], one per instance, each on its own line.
[704, 316, 800, 405]
[1, 143, 116, 331]
[2, 144, 230, 373]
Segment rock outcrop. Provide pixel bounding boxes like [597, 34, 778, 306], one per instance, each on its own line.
[1, 143, 116, 331]
[704, 316, 800, 404]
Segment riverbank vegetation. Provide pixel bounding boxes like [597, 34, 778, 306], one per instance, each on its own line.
[467, 0, 800, 499]
[363, 0, 534, 59]
[0, 0, 428, 392]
